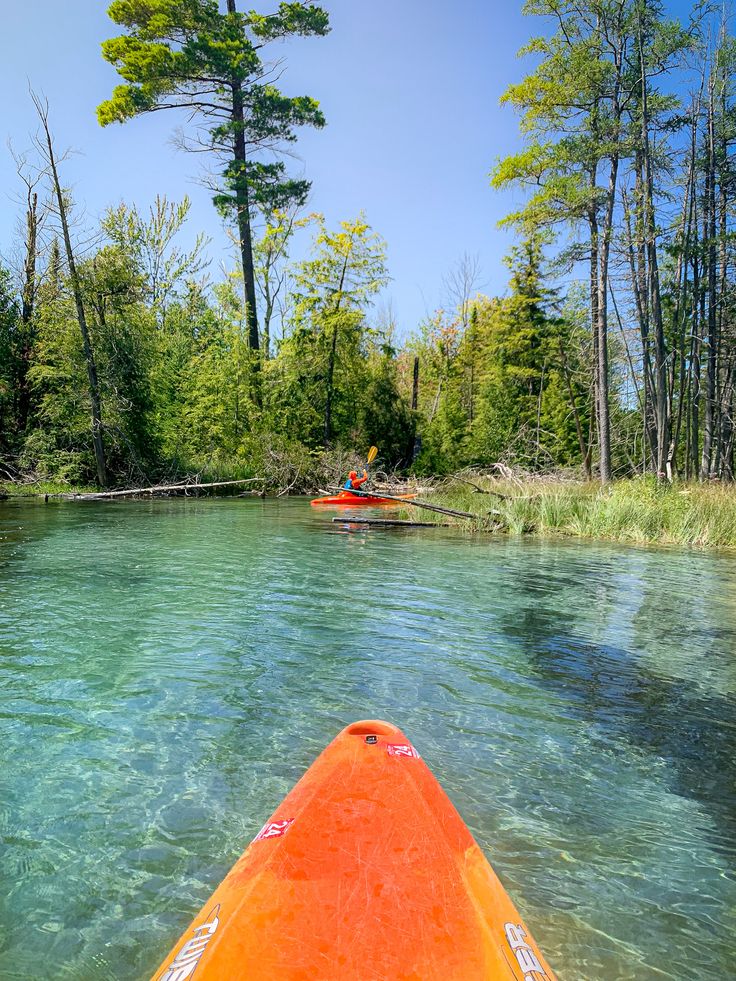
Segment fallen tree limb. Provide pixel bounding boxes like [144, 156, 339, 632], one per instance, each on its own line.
[326, 485, 489, 520]
[450, 473, 492, 494]
[331, 517, 449, 528]
[47, 478, 266, 500]
[448, 473, 516, 501]
[492, 463, 525, 490]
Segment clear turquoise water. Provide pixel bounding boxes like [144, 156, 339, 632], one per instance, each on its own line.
[1, 497, 735, 980]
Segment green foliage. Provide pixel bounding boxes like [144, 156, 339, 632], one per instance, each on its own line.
[410, 237, 592, 474]
[0, 185, 599, 489]
[102, 195, 208, 313]
[282, 214, 390, 446]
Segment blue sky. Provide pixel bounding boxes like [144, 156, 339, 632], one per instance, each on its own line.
[0, 0, 694, 334]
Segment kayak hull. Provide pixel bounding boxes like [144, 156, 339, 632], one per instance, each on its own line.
[150, 720, 556, 981]
[310, 491, 416, 506]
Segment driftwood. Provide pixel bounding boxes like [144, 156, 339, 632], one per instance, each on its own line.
[450, 473, 513, 500]
[450, 473, 499, 495]
[326, 485, 489, 520]
[453, 474, 485, 493]
[331, 517, 449, 528]
[47, 478, 265, 501]
[451, 470, 543, 502]
[491, 463, 526, 489]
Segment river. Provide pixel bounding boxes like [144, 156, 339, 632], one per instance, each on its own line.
[1, 497, 734, 979]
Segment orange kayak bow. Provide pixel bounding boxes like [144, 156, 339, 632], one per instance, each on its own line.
[310, 491, 416, 506]
[150, 720, 556, 981]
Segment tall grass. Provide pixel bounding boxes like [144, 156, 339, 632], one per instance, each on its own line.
[425, 476, 736, 548]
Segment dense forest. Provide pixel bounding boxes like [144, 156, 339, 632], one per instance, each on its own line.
[0, 0, 734, 488]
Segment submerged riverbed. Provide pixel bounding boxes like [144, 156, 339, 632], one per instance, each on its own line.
[1, 497, 735, 979]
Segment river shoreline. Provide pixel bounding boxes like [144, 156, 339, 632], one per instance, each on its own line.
[3, 474, 735, 548]
[420, 476, 736, 548]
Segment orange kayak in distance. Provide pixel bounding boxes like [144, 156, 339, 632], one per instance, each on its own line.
[150, 720, 557, 981]
[310, 491, 416, 506]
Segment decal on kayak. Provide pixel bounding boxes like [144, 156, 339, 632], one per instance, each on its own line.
[386, 743, 420, 759]
[254, 818, 294, 841]
[504, 923, 551, 981]
[158, 905, 220, 981]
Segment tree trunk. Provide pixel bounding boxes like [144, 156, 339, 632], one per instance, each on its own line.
[589, 198, 600, 473]
[227, 0, 259, 354]
[411, 355, 419, 411]
[35, 97, 107, 487]
[17, 190, 39, 433]
[691, 238, 704, 478]
[591, 148, 616, 484]
[717, 71, 730, 478]
[323, 252, 350, 446]
[324, 316, 339, 445]
[669, 170, 694, 478]
[596, 192, 614, 485]
[411, 355, 421, 463]
[701, 81, 717, 479]
[558, 339, 591, 478]
[638, 27, 670, 480]
[624, 182, 654, 469]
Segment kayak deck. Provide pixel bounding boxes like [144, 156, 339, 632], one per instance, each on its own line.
[310, 491, 416, 506]
[151, 720, 556, 981]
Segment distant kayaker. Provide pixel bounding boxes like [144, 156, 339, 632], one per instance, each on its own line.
[343, 468, 368, 493]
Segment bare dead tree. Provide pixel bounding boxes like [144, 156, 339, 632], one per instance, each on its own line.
[31, 91, 107, 487]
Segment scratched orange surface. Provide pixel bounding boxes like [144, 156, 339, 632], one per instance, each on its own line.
[151, 720, 557, 981]
[310, 492, 417, 506]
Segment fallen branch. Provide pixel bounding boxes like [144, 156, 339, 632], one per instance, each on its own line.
[277, 467, 302, 498]
[326, 485, 488, 520]
[450, 473, 492, 494]
[450, 473, 514, 499]
[47, 478, 266, 500]
[492, 463, 525, 489]
[331, 517, 449, 528]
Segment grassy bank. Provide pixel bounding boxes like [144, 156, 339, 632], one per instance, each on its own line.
[413, 475, 736, 548]
[5, 470, 735, 549]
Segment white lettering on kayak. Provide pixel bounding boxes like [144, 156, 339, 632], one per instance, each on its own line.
[504, 922, 550, 980]
[159, 906, 220, 981]
[386, 743, 421, 759]
[254, 818, 294, 841]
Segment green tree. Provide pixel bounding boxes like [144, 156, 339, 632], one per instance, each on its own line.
[286, 215, 389, 446]
[97, 0, 329, 351]
[408, 239, 592, 474]
[492, 0, 637, 481]
[102, 195, 208, 321]
[178, 280, 254, 462]
[253, 208, 317, 357]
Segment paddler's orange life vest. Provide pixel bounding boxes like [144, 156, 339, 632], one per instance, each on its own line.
[344, 469, 368, 490]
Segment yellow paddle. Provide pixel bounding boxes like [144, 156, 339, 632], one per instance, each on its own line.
[363, 445, 378, 486]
